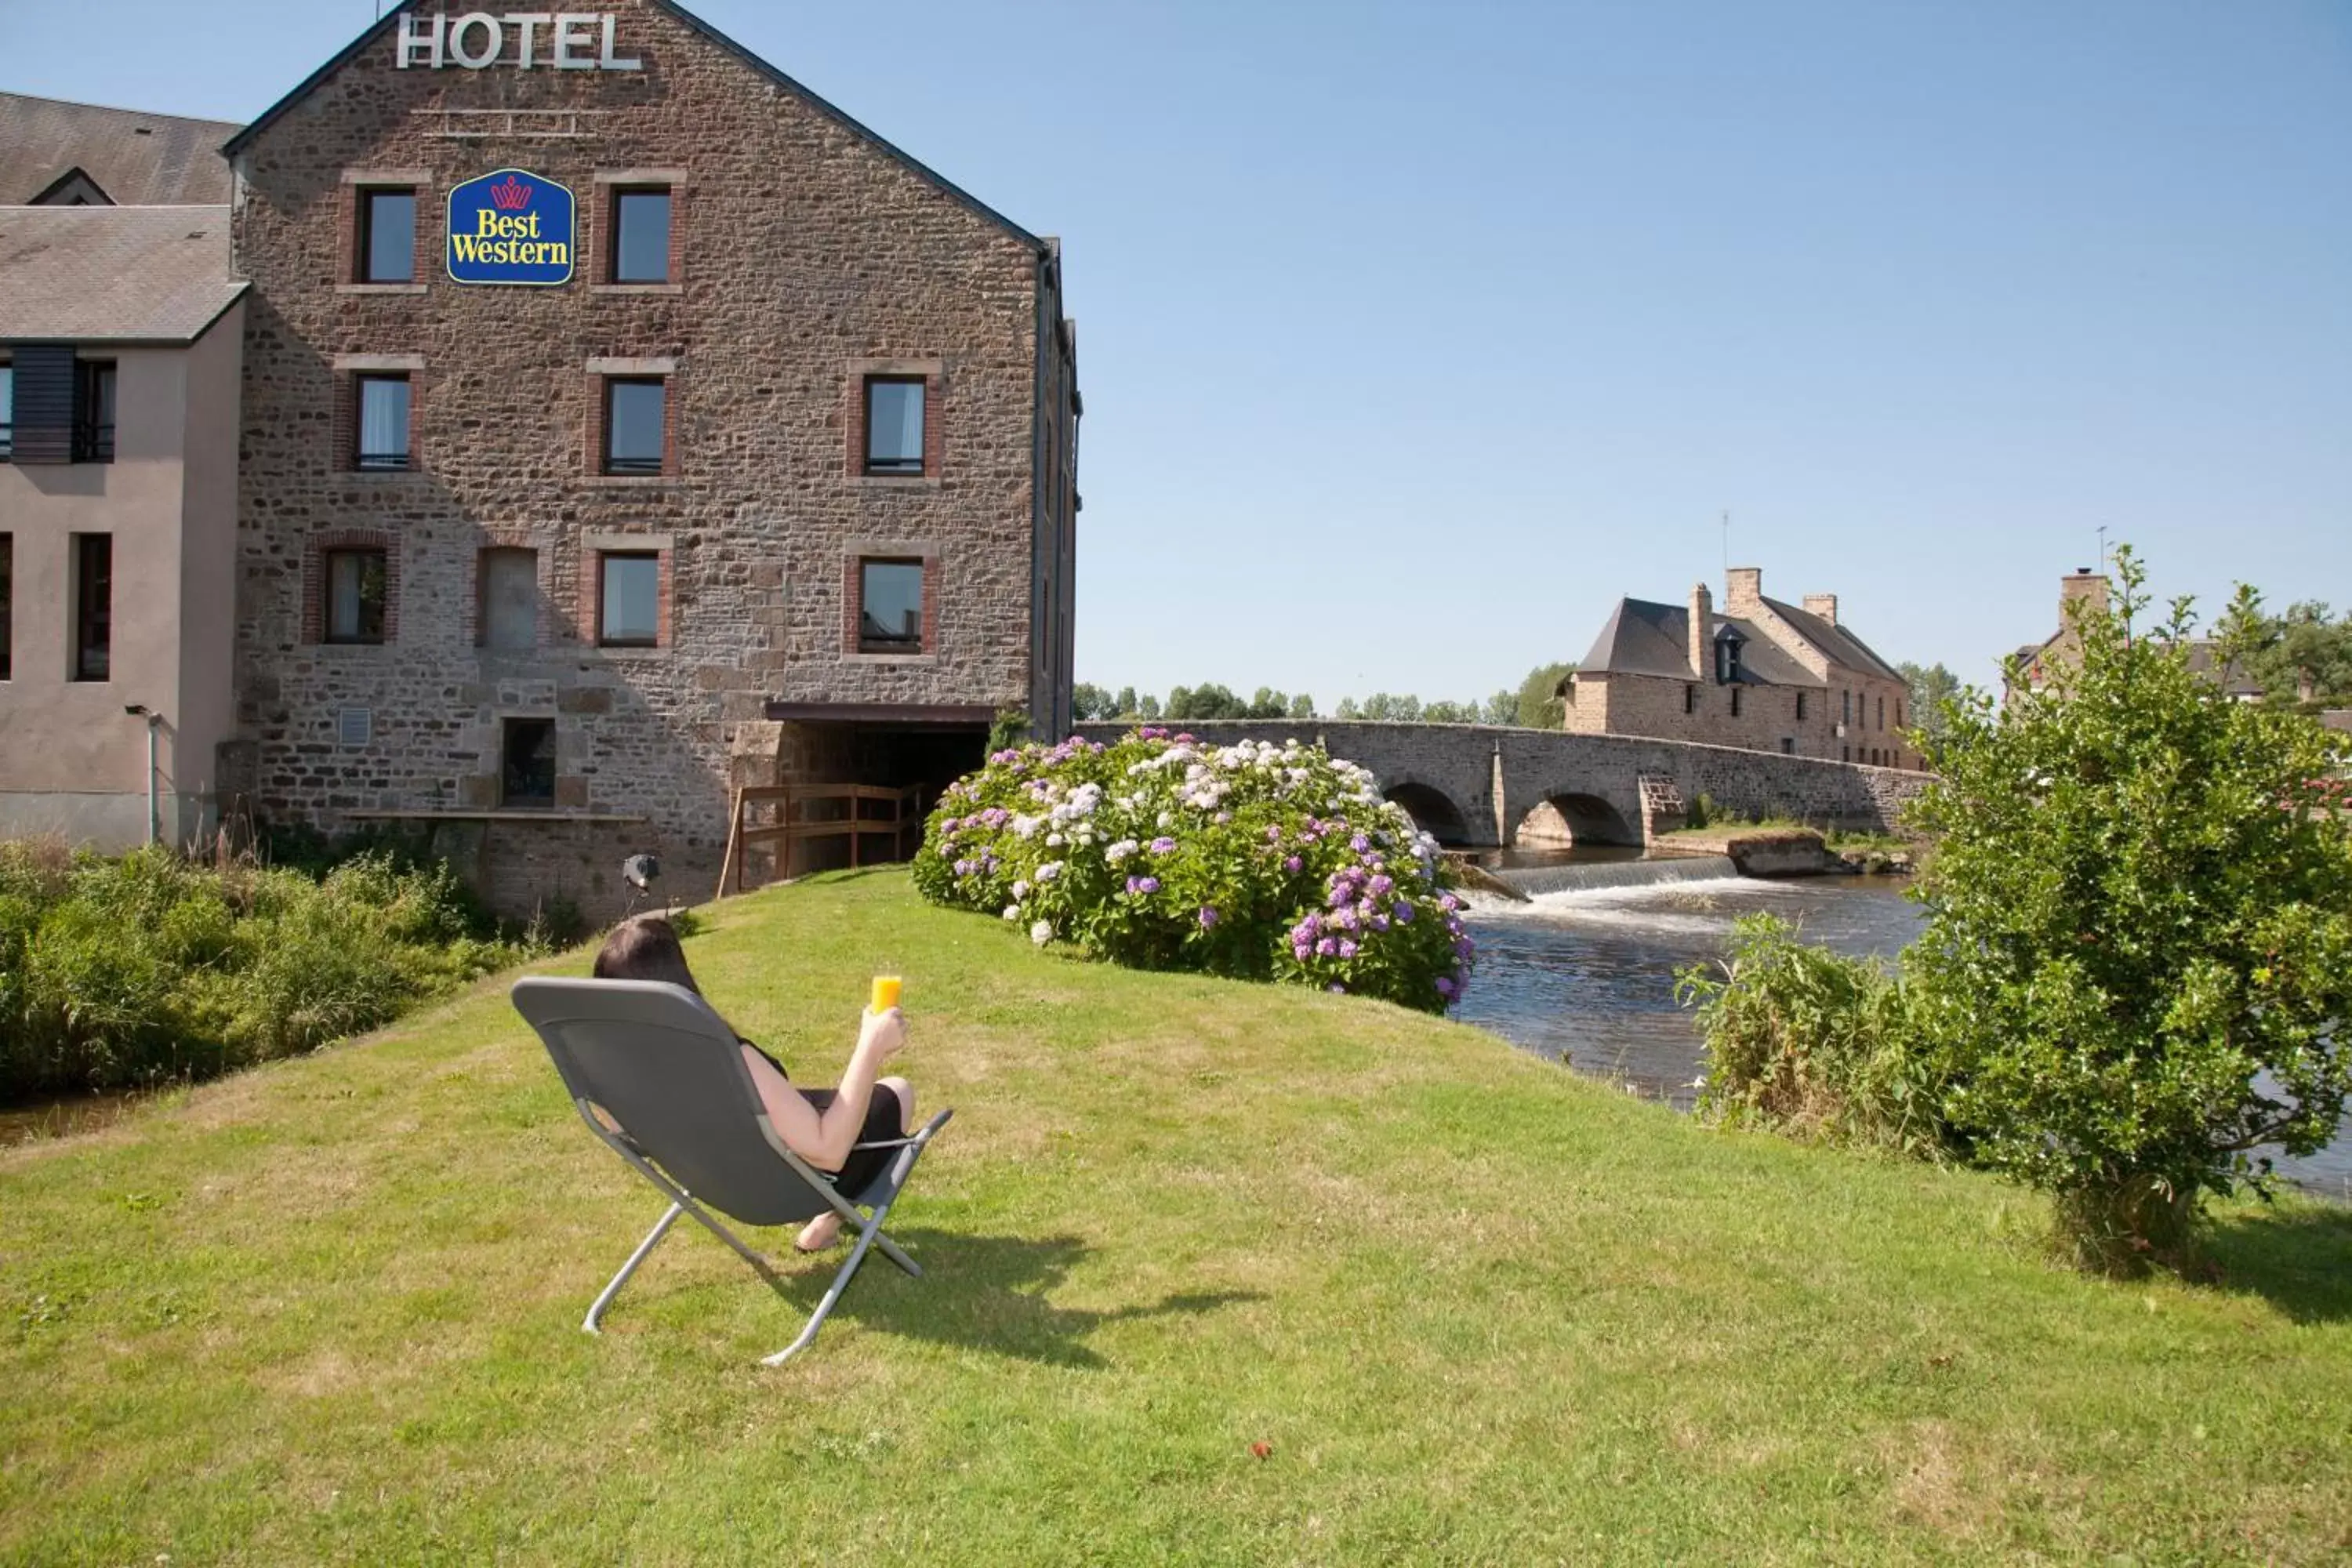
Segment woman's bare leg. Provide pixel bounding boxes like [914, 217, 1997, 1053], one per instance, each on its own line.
[794, 1078, 916, 1252]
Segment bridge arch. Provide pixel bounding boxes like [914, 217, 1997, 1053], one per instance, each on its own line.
[1382, 780, 1475, 845]
[1516, 791, 1639, 848]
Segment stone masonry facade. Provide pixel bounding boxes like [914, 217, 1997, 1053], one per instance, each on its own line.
[223, 0, 1078, 915]
[1563, 568, 1920, 771]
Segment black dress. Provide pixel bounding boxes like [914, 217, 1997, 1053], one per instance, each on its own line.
[741, 1040, 906, 1198]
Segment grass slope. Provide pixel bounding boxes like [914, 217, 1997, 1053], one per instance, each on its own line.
[3, 872, 2347, 1564]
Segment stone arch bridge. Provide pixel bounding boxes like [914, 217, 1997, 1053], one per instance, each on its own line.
[1073, 721, 1929, 848]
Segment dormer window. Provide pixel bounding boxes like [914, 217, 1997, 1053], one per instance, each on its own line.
[1713, 626, 1745, 684]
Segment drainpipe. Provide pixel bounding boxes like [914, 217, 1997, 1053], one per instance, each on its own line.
[124, 704, 162, 847]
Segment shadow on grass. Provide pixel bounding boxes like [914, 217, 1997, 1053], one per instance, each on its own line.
[782, 1229, 1264, 1368]
[2202, 1200, 2352, 1323]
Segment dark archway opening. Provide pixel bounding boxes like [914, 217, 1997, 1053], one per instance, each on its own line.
[1516, 792, 1639, 848]
[1384, 782, 1472, 846]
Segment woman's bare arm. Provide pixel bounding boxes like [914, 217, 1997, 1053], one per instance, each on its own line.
[740, 1007, 904, 1170]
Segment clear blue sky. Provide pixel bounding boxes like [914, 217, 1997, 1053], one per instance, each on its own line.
[9, 1, 2347, 707]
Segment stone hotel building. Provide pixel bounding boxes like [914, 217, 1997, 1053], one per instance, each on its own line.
[201, 0, 1079, 909]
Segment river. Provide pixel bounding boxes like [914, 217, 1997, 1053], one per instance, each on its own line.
[1454, 852, 2352, 1202]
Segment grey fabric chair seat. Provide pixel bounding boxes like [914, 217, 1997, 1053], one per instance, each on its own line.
[512, 975, 951, 1366]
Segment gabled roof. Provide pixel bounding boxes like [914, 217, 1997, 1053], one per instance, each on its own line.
[1577, 598, 1822, 688]
[0, 205, 245, 341]
[221, 0, 1042, 249]
[1763, 596, 1904, 684]
[0, 93, 238, 205]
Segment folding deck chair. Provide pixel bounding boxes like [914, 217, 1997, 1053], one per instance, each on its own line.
[510, 975, 952, 1366]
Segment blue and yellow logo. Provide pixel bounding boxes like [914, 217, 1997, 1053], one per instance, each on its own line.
[446, 169, 575, 286]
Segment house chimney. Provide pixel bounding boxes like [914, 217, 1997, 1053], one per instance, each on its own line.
[1688, 582, 1712, 678]
[1802, 593, 1838, 626]
[1725, 567, 1762, 612]
[2060, 569, 2110, 620]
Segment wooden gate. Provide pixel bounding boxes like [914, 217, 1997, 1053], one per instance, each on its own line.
[715, 783, 926, 899]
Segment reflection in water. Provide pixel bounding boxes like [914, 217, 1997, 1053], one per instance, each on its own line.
[1456, 872, 2350, 1200]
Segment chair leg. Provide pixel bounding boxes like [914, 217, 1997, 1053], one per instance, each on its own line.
[585, 1201, 683, 1334]
[764, 1211, 890, 1367]
[873, 1232, 922, 1278]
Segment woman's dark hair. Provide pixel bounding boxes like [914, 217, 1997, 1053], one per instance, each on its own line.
[593, 915, 702, 993]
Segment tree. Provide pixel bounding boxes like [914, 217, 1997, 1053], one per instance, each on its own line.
[1333, 696, 1361, 720]
[1246, 687, 1290, 719]
[1112, 686, 1140, 720]
[1422, 699, 1481, 724]
[2222, 590, 2352, 705]
[1137, 693, 1162, 720]
[1358, 693, 1421, 722]
[1071, 683, 1116, 722]
[1287, 693, 1316, 720]
[1481, 690, 1516, 726]
[1165, 683, 1247, 720]
[1896, 660, 1962, 757]
[1515, 662, 1574, 731]
[1907, 547, 2352, 1272]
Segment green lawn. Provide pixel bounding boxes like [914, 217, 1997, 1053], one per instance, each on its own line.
[3, 871, 2347, 1564]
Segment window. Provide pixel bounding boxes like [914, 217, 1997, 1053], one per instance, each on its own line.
[502, 718, 556, 807]
[610, 187, 671, 282]
[1730, 687, 1743, 717]
[1683, 683, 1697, 715]
[602, 378, 666, 474]
[863, 376, 925, 476]
[477, 548, 539, 650]
[1896, 699, 1904, 729]
[73, 361, 114, 463]
[1842, 745, 1850, 763]
[858, 557, 924, 652]
[0, 364, 12, 459]
[598, 551, 659, 646]
[1842, 689, 1852, 726]
[354, 375, 411, 470]
[324, 549, 388, 644]
[1780, 738, 1795, 755]
[0, 534, 11, 680]
[1878, 695, 1886, 731]
[71, 533, 111, 681]
[1795, 691, 1807, 721]
[358, 188, 416, 283]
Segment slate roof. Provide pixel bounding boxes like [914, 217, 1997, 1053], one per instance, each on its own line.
[1577, 598, 1824, 688]
[0, 205, 245, 341]
[0, 93, 238, 205]
[1762, 596, 1904, 684]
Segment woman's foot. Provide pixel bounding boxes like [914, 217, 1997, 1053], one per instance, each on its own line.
[793, 1212, 844, 1253]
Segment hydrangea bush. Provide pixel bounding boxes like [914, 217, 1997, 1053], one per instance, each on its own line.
[912, 729, 1474, 1011]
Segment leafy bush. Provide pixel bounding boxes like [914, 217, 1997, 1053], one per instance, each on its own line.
[1908, 547, 2352, 1273]
[1677, 914, 1951, 1160]
[0, 842, 546, 1102]
[913, 730, 1474, 1011]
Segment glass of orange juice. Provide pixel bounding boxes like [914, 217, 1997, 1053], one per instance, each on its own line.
[869, 975, 902, 1014]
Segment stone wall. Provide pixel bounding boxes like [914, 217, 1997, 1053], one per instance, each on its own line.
[227, 0, 1074, 916]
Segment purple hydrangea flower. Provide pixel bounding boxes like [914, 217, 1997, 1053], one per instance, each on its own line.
[1335, 907, 1361, 933]
[1367, 873, 1394, 898]
[1328, 983, 1347, 994]
[1435, 976, 1457, 998]
[1370, 915, 1390, 932]
[1350, 834, 1370, 852]
[1455, 938, 1476, 959]
[1266, 826, 1284, 842]
[1283, 855, 1303, 873]
[1136, 876, 1161, 895]
[1337, 939, 1359, 959]
[1198, 906, 1219, 929]
[1316, 937, 1338, 956]
[1392, 899, 1415, 924]
[1149, 837, 1177, 854]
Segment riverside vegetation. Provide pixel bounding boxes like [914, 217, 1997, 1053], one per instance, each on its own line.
[1681, 548, 2352, 1275]
[0, 840, 548, 1103]
[3, 872, 2349, 1563]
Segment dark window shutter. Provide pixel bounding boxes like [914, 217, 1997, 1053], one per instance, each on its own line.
[9, 344, 76, 464]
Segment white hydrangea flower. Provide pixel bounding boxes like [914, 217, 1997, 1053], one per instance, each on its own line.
[1012, 880, 1031, 898]
[1036, 862, 1063, 882]
[1003, 905, 1022, 920]
[1030, 920, 1054, 946]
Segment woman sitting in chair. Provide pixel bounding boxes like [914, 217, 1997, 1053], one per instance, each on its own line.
[592, 916, 913, 1254]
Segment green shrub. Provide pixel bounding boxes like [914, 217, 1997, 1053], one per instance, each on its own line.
[1677, 913, 1951, 1159]
[913, 729, 1473, 1011]
[0, 844, 544, 1102]
[1908, 547, 2352, 1274]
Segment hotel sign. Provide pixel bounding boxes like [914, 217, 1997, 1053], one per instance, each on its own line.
[447, 169, 576, 285]
[397, 12, 641, 71]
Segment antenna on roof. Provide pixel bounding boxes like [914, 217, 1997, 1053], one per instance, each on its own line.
[1720, 510, 1730, 576]
[2096, 524, 2108, 573]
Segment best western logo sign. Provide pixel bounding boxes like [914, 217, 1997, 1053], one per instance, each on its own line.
[397, 12, 641, 71]
[447, 169, 575, 285]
